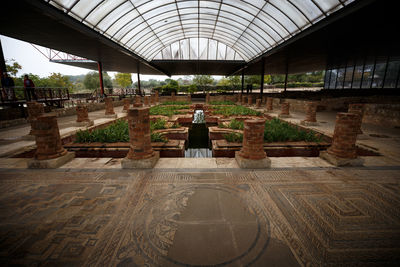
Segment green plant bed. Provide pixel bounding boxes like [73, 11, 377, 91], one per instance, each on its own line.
[149, 105, 190, 117]
[161, 101, 191, 105]
[211, 105, 261, 116]
[75, 119, 169, 143]
[221, 118, 322, 143]
[209, 101, 236, 105]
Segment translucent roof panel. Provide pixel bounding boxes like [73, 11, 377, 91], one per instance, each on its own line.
[46, 0, 353, 62]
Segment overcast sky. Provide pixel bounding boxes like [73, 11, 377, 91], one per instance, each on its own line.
[0, 35, 190, 82]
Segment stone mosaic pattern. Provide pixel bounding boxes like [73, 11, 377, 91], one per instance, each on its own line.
[0, 168, 399, 266]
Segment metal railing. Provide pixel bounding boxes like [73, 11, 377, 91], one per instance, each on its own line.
[0, 86, 69, 106]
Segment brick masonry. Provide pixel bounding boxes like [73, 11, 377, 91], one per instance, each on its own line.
[256, 98, 261, 108]
[31, 114, 67, 160]
[206, 93, 210, 104]
[238, 119, 267, 160]
[171, 92, 176, 101]
[104, 97, 115, 115]
[327, 112, 359, 159]
[348, 103, 365, 134]
[126, 107, 155, 160]
[248, 95, 253, 105]
[155, 91, 159, 103]
[304, 102, 317, 122]
[123, 98, 131, 111]
[266, 97, 273, 111]
[26, 101, 44, 122]
[144, 96, 150, 106]
[280, 102, 290, 116]
[75, 104, 90, 122]
[133, 95, 143, 107]
[242, 96, 247, 105]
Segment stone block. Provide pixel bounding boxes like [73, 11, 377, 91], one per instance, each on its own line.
[75, 120, 94, 127]
[27, 151, 75, 169]
[121, 151, 160, 169]
[235, 152, 271, 169]
[320, 151, 364, 167]
[105, 114, 118, 119]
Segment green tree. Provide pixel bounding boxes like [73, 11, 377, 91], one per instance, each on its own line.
[228, 75, 241, 89]
[193, 75, 214, 93]
[46, 72, 72, 88]
[83, 71, 112, 90]
[217, 77, 230, 86]
[114, 73, 132, 88]
[5, 59, 22, 77]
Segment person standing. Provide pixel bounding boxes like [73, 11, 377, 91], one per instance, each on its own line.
[24, 74, 36, 101]
[1, 73, 15, 101]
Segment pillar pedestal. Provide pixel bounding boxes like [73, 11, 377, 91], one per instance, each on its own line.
[320, 112, 364, 166]
[278, 102, 291, 118]
[121, 107, 159, 169]
[301, 102, 318, 126]
[235, 119, 270, 169]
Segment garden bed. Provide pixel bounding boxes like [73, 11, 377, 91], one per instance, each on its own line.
[64, 140, 185, 158]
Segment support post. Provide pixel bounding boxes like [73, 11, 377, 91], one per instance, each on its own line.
[260, 58, 265, 99]
[137, 63, 142, 96]
[0, 39, 6, 78]
[241, 69, 244, 94]
[97, 61, 104, 97]
[284, 63, 289, 93]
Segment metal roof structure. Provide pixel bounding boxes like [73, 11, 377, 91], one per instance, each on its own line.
[46, 0, 353, 62]
[1, 0, 396, 76]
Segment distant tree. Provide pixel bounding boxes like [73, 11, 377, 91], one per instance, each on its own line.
[217, 77, 230, 86]
[188, 84, 197, 94]
[114, 73, 132, 88]
[46, 72, 72, 88]
[227, 75, 241, 89]
[5, 59, 22, 77]
[244, 75, 271, 88]
[83, 71, 112, 90]
[193, 75, 214, 93]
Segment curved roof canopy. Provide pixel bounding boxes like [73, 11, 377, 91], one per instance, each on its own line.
[46, 0, 354, 62]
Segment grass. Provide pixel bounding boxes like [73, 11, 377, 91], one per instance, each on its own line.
[209, 101, 236, 105]
[75, 119, 169, 143]
[264, 118, 322, 143]
[161, 101, 191, 105]
[223, 132, 243, 143]
[211, 105, 261, 117]
[150, 105, 190, 117]
[221, 118, 322, 143]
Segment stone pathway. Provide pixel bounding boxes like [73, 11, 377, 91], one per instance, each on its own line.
[0, 166, 399, 266]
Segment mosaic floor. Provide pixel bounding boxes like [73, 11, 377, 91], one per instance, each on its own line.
[0, 167, 399, 266]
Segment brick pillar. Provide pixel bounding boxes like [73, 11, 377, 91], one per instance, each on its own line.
[321, 112, 363, 166]
[171, 92, 176, 101]
[155, 91, 159, 103]
[266, 97, 273, 112]
[75, 104, 93, 126]
[301, 102, 318, 125]
[187, 94, 191, 102]
[31, 114, 66, 160]
[256, 98, 261, 108]
[28, 114, 74, 168]
[238, 93, 242, 104]
[348, 103, 364, 134]
[122, 107, 159, 168]
[150, 94, 155, 105]
[104, 97, 115, 115]
[27, 101, 44, 122]
[206, 93, 210, 104]
[248, 95, 253, 105]
[133, 95, 142, 107]
[122, 98, 131, 112]
[144, 96, 150, 106]
[236, 119, 270, 168]
[279, 102, 291, 118]
[242, 96, 247, 105]
[223, 95, 227, 102]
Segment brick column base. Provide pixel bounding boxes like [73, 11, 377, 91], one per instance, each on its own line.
[28, 114, 75, 168]
[235, 119, 271, 169]
[320, 112, 364, 166]
[75, 104, 94, 127]
[104, 97, 117, 118]
[26, 101, 44, 138]
[279, 102, 291, 118]
[206, 93, 210, 104]
[348, 103, 364, 134]
[256, 98, 261, 108]
[301, 102, 318, 126]
[248, 95, 253, 106]
[266, 97, 273, 112]
[122, 98, 131, 113]
[144, 96, 150, 106]
[121, 107, 159, 168]
[133, 96, 143, 107]
[237, 93, 242, 104]
[155, 91, 159, 103]
[241, 96, 247, 106]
